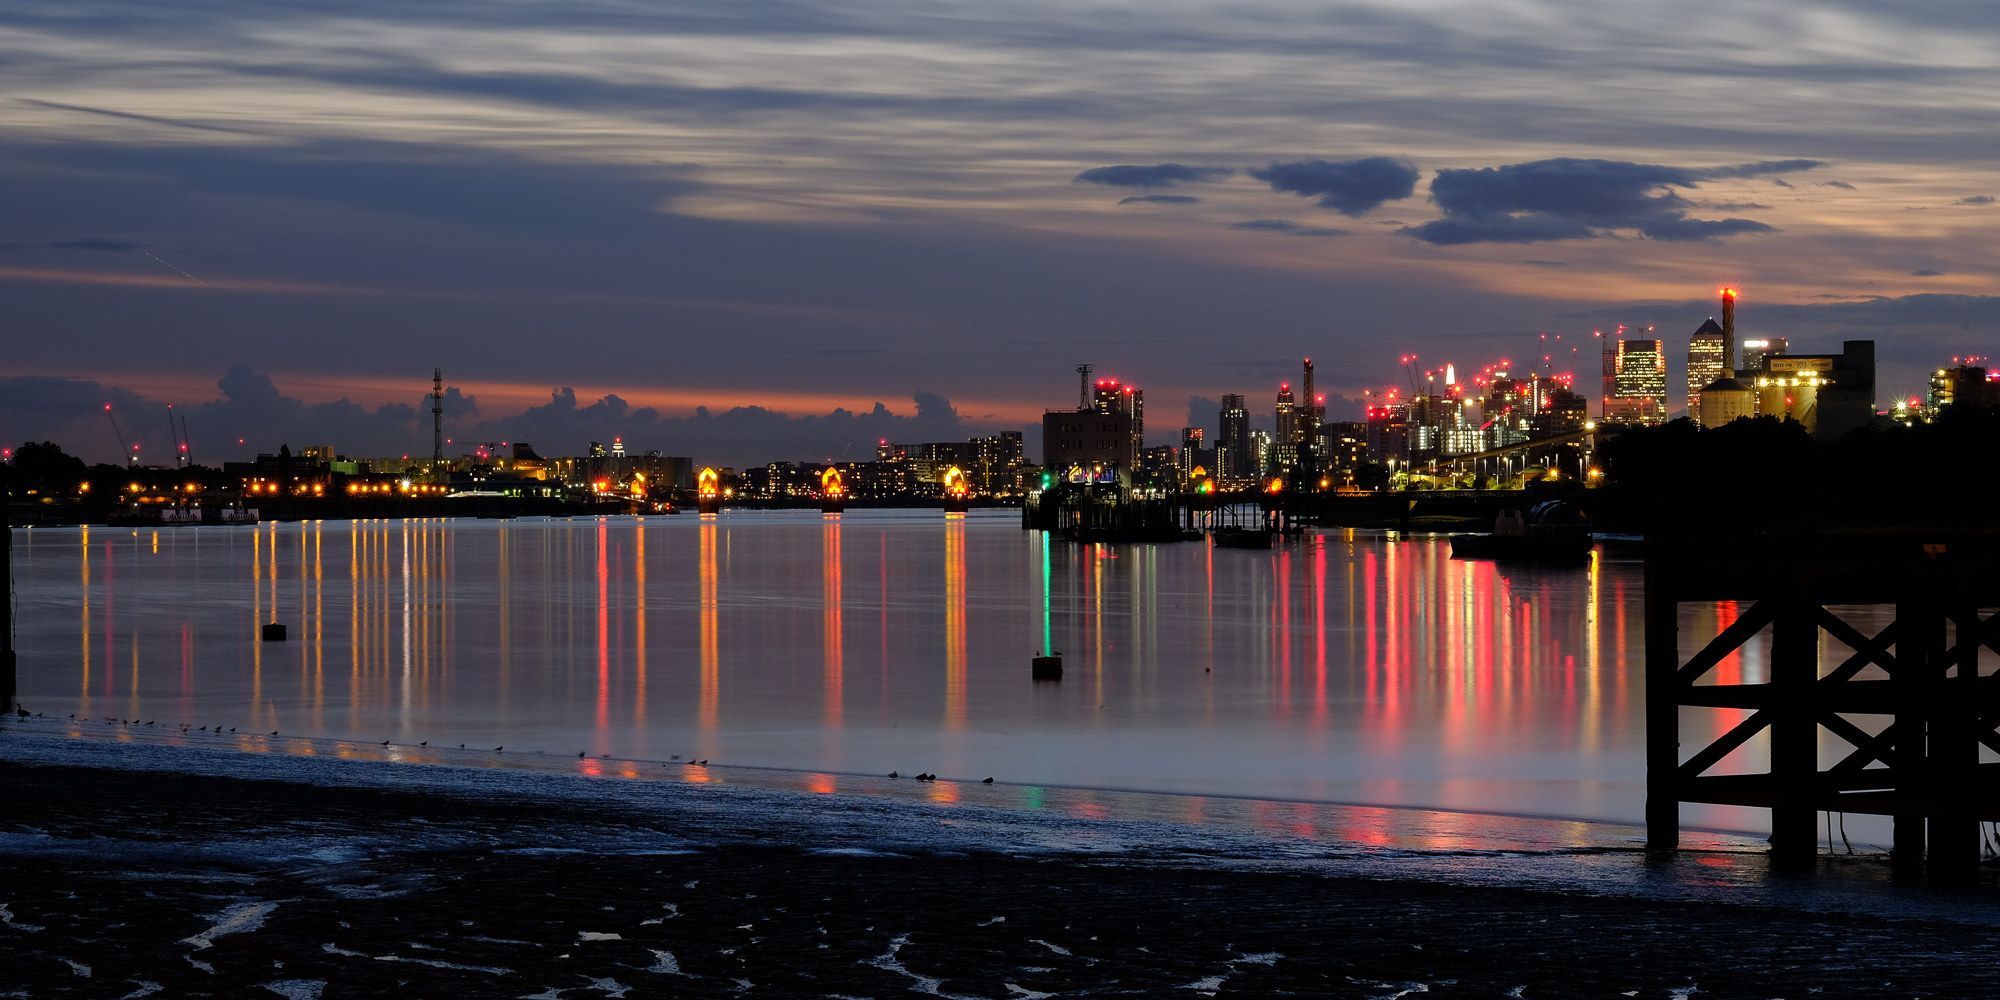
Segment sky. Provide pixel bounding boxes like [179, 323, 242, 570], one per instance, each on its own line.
[3, 0, 1997, 468]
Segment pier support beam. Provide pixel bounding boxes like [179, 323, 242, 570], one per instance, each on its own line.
[1646, 534, 1999, 876]
[1767, 595, 1818, 863]
[1644, 547, 1680, 849]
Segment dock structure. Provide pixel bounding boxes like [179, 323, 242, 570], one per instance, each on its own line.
[1645, 531, 2000, 878]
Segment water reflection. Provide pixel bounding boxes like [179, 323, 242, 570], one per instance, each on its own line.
[11, 512, 1798, 830]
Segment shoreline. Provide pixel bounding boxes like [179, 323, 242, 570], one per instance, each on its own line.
[3, 729, 2000, 998]
[1, 714, 1718, 851]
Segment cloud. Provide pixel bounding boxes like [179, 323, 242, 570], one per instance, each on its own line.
[1230, 219, 1351, 236]
[1522, 259, 1568, 267]
[1685, 159, 1827, 180]
[1911, 269, 1945, 276]
[1821, 180, 1856, 190]
[0, 366, 1008, 469]
[1248, 157, 1419, 217]
[1958, 195, 1995, 205]
[1402, 157, 1821, 245]
[1072, 164, 1233, 188]
[1185, 395, 1219, 436]
[1118, 194, 1200, 205]
[50, 236, 139, 252]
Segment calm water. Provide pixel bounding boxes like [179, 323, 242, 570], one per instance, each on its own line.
[11, 511, 1844, 833]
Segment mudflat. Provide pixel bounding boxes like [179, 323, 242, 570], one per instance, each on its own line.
[2, 748, 1997, 999]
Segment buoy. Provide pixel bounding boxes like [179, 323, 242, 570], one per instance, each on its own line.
[1032, 652, 1063, 680]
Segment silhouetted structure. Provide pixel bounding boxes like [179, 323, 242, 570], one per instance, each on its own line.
[1647, 531, 2000, 879]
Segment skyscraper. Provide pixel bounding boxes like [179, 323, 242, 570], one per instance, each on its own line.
[1687, 319, 1730, 424]
[1742, 338, 1787, 375]
[1611, 338, 1667, 424]
[1093, 378, 1144, 457]
[1274, 382, 1296, 443]
[1219, 394, 1249, 480]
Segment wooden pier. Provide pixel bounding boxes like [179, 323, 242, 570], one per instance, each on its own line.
[1645, 531, 2000, 878]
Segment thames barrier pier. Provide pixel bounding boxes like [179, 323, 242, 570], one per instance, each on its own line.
[1645, 530, 2000, 878]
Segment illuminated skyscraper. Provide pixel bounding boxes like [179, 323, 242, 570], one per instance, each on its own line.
[1092, 378, 1144, 456]
[1274, 382, 1296, 443]
[1687, 319, 1730, 423]
[1219, 394, 1250, 480]
[1611, 338, 1667, 424]
[1742, 337, 1787, 374]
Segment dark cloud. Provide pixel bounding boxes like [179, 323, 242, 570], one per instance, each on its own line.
[1822, 180, 1857, 190]
[1230, 219, 1351, 236]
[1402, 157, 1821, 245]
[1118, 194, 1200, 205]
[1685, 159, 1827, 180]
[1072, 164, 1233, 188]
[1958, 195, 1995, 205]
[1248, 157, 1419, 217]
[1910, 269, 1945, 276]
[1522, 259, 1568, 267]
[50, 236, 139, 252]
[1185, 395, 1219, 437]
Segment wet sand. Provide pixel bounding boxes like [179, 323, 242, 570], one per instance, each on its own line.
[2, 736, 1998, 999]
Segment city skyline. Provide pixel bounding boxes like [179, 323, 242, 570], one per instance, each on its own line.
[3, 1, 1998, 464]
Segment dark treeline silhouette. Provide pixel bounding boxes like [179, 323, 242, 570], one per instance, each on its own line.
[4, 441, 219, 501]
[1589, 407, 2000, 532]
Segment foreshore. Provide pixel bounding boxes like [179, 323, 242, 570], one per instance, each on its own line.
[2, 727, 1997, 999]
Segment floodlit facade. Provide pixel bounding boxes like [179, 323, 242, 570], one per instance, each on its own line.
[1609, 338, 1668, 424]
[1687, 319, 1730, 424]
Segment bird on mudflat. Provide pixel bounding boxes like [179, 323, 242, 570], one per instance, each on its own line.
[419, 741, 427, 746]
[270, 731, 278, 736]
[888, 771, 899, 778]
[578, 752, 586, 757]
[229, 728, 236, 733]
[459, 744, 465, 749]
[381, 739, 391, 745]
[983, 777, 994, 784]
[495, 746, 504, 751]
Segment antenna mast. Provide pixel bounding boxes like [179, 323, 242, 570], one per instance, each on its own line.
[1076, 365, 1093, 409]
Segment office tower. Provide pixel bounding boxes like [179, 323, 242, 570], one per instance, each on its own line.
[1742, 337, 1787, 375]
[1612, 338, 1667, 424]
[1178, 427, 1204, 475]
[1093, 378, 1144, 457]
[1219, 394, 1249, 480]
[1687, 318, 1730, 423]
[1275, 382, 1296, 444]
[1601, 333, 1618, 410]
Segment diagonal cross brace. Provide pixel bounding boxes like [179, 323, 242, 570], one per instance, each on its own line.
[1678, 709, 1773, 779]
[1815, 611, 1898, 683]
[1823, 714, 1898, 773]
[1943, 610, 2000, 666]
[1678, 600, 1779, 685]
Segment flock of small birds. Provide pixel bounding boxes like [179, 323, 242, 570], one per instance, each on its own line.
[20, 709, 998, 787]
